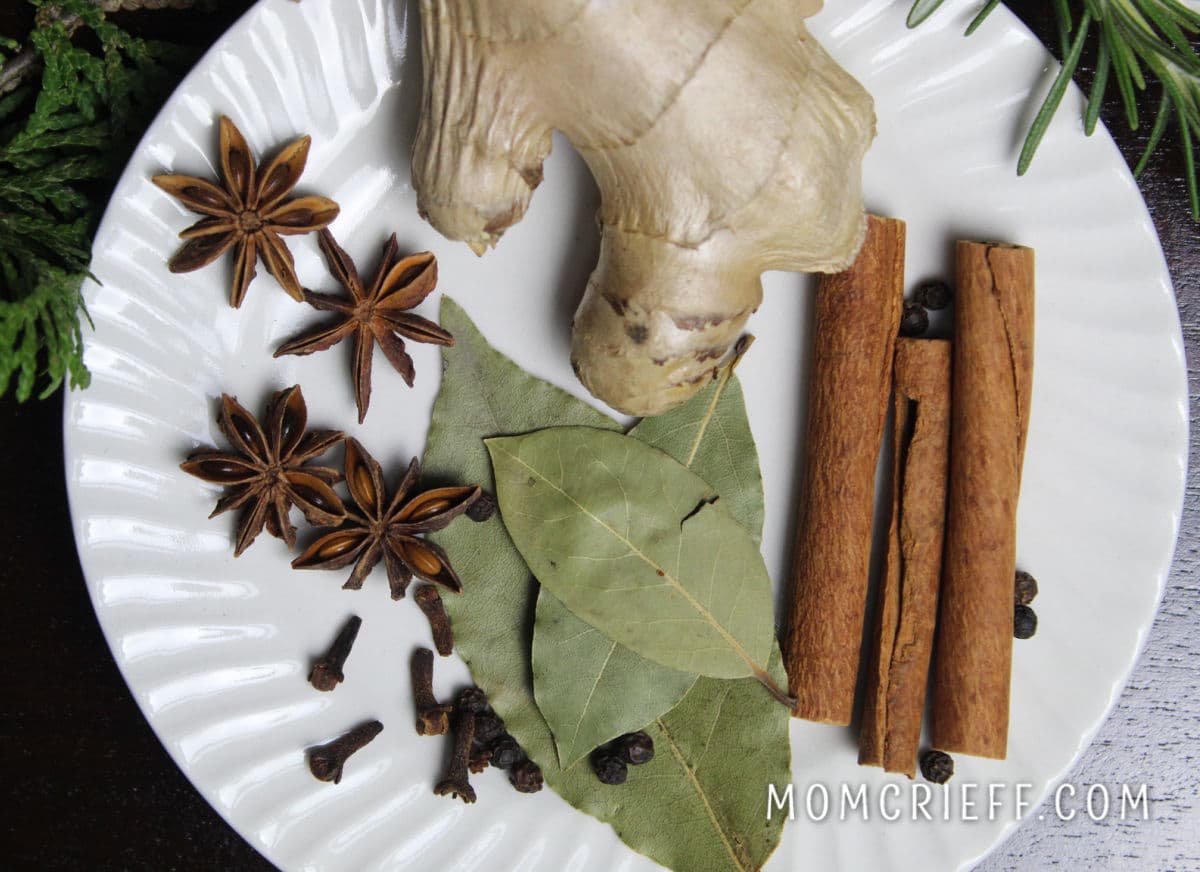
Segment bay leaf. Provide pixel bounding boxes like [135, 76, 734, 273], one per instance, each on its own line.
[487, 427, 776, 681]
[532, 589, 698, 768]
[629, 360, 764, 543]
[425, 298, 788, 872]
[532, 367, 764, 766]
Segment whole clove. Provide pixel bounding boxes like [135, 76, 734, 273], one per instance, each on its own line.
[414, 585, 454, 656]
[308, 615, 362, 692]
[466, 491, 497, 522]
[510, 759, 544, 793]
[411, 647, 453, 736]
[308, 720, 383, 784]
[434, 710, 477, 803]
[468, 744, 493, 774]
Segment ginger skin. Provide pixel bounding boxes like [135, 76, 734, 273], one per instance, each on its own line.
[412, 0, 875, 415]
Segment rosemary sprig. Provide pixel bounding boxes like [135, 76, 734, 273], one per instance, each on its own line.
[910, 0, 1200, 220]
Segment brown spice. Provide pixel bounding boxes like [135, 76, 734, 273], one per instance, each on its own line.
[308, 615, 362, 692]
[410, 647, 452, 736]
[274, 230, 454, 422]
[510, 759, 544, 793]
[180, 386, 344, 555]
[308, 720, 383, 784]
[783, 215, 906, 724]
[291, 439, 480, 599]
[152, 116, 338, 306]
[859, 338, 951, 777]
[931, 241, 1034, 760]
[434, 710, 477, 803]
[414, 585, 454, 655]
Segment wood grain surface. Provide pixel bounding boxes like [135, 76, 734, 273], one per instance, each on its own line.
[1, 1, 1196, 870]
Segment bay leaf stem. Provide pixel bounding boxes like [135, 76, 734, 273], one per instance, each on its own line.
[755, 670, 798, 709]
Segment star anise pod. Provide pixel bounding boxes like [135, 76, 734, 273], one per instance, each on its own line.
[274, 230, 454, 423]
[292, 438, 480, 599]
[182, 385, 346, 556]
[153, 115, 340, 307]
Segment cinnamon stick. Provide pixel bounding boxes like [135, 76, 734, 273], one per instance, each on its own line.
[783, 215, 905, 724]
[859, 338, 951, 776]
[931, 241, 1034, 759]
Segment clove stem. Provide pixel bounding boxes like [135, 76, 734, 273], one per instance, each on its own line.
[411, 647, 452, 735]
[308, 614, 362, 691]
[307, 720, 383, 784]
[434, 710, 477, 803]
[414, 585, 454, 656]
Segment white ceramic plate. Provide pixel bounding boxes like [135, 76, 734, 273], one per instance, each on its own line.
[64, 0, 1188, 869]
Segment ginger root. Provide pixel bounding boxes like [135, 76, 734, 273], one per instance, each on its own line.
[412, 0, 874, 415]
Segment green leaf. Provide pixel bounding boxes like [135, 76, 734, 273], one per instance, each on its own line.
[532, 592, 697, 767]
[487, 427, 776, 681]
[0, 0, 193, 401]
[532, 362, 761, 767]
[425, 299, 789, 872]
[628, 357, 764, 543]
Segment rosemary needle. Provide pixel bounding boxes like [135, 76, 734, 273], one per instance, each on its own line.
[910, 0, 1200, 220]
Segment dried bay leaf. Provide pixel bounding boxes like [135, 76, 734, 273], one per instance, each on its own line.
[629, 358, 764, 544]
[425, 298, 788, 872]
[533, 366, 765, 765]
[488, 427, 776, 681]
[533, 592, 697, 767]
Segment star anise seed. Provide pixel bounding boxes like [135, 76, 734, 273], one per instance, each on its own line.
[182, 385, 346, 556]
[153, 116, 340, 307]
[291, 438, 479, 599]
[273, 229, 454, 422]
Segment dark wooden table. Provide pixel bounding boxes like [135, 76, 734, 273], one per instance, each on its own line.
[2, 2, 1196, 869]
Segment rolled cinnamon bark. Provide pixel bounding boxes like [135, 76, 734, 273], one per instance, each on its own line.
[783, 215, 905, 724]
[859, 338, 951, 776]
[931, 241, 1034, 759]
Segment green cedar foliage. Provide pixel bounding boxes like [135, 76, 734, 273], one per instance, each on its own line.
[0, 0, 185, 401]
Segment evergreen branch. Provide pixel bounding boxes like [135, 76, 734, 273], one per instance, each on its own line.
[0, 0, 202, 402]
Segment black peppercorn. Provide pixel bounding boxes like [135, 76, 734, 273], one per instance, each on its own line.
[457, 686, 491, 715]
[899, 301, 929, 337]
[473, 712, 505, 745]
[591, 752, 627, 785]
[1014, 604, 1038, 639]
[466, 492, 497, 522]
[916, 280, 952, 310]
[1014, 571, 1038, 606]
[490, 735, 524, 769]
[510, 759, 544, 793]
[616, 731, 655, 765]
[919, 749, 954, 784]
